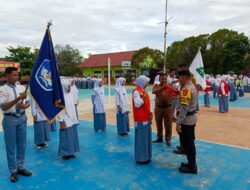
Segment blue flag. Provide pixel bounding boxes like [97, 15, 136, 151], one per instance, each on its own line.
[30, 27, 65, 121]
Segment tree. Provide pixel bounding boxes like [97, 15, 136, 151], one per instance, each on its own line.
[5, 46, 39, 76]
[55, 44, 84, 76]
[166, 29, 250, 74]
[131, 47, 164, 70]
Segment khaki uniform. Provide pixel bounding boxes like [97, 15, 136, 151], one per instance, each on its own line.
[177, 81, 197, 126]
[177, 80, 198, 167]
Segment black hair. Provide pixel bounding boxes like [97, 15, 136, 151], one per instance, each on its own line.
[178, 64, 188, 68]
[169, 68, 176, 73]
[5, 67, 18, 75]
[177, 70, 191, 77]
[159, 73, 167, 77]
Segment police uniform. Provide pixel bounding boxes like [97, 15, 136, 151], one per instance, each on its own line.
[0, 83, 28, 174]
[176, 73, 198, 173]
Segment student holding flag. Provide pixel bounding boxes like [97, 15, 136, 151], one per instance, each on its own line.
[58, 81, 80, 159]
[29, 25, 66, 155]
[0, 67, 32, 182]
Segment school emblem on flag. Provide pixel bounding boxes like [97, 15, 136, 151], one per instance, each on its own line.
[35, 59, 53, 91]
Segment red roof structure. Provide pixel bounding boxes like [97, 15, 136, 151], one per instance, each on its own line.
[78, 51, 136, 68]
[0, 61, 20, 72]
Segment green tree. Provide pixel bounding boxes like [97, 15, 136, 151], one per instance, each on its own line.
[55, 44, 84, 76]
[166, 29, 250, 74]
[131, 47, 163, 71]
[5, 46, 39, 76]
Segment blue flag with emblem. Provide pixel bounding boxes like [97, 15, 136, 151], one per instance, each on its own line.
[29, 26, 65, 121]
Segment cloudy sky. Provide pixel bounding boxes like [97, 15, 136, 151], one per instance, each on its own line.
[0, 0, 249, 57]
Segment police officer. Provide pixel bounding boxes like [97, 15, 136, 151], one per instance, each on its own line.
[0, 67, 32, 182]
[176, 70, 198, 174]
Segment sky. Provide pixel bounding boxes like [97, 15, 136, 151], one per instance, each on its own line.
[0, 0, 249, 58]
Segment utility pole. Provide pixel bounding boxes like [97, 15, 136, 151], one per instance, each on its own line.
[163, 0, 168, 74]
[108, 57, 111, 104]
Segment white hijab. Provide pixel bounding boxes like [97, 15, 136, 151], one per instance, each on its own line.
[92, 79, 105, 113]
[153, 75, 160, 85]
[115, 77, 126, 93]
[135, 75, 150, 89]
[62, 81, 77, 123]
[115, 77, 128, 113]
[70, 79, 79, 104]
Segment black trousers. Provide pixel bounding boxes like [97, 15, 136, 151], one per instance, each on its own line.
[180, 124, 196, 166]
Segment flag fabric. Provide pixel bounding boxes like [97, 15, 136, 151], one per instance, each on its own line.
[189, 49, 206, 90]
[30, 27, 65, 121]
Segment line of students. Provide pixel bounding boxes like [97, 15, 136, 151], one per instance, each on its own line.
[0, 68, 198, 183]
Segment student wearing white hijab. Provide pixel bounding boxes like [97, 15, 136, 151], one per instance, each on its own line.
[91, 79, 106, 132]
[132, 75, 152, 164]
[71, 79, 79, 119]
[115, 77, 130, 136]
[30, 98, 50, 148]
[58, 81, 80, 159]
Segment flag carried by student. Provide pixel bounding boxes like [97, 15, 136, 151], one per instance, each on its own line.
[29, 24, 65, 121]
[189, 48, 206, 90]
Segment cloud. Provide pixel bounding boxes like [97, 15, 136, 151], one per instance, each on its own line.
[0, 0, 249, 58]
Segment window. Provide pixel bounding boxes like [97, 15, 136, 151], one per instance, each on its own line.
[94, 71, 101, 74]
[115, 70, 124, 78]
[104, 71, 112, 78]
[127, 70, 136, 76]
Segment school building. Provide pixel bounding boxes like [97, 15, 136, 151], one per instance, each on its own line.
[78, 51, 139, 80]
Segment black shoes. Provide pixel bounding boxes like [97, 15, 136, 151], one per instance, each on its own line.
[10, 173, 18, 183]
[166, 141, 171, 146]
[173, 149, 186, 155]
[36, 143, 48, 149]
[153, 139, 163, 143]
[17, 169, 32, 176]
[119, 133, 128, 136]
[10, 169, 32, 182]
[179, 165, 197, 174]
[136, 159, 151, 165]
[62, 155, 76, 160]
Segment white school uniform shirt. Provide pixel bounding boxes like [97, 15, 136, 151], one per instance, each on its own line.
[215, 77, 221, 87]
[58, 81, 78, 128]
[228, 76, 235, 84]
[30, 98, 47, 121]
[0, 83, 28, 114]
[92, 80, 105, 114]
[167, 76, 179, 90]
[243, 76, 249, 86]
[115, 78, 129, 113]
[210, 77, 216, 85]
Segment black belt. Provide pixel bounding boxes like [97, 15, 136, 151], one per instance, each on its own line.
[186, 110, 197, 116]
[156, 105, 171, 109]
[4, 112, 25, 117]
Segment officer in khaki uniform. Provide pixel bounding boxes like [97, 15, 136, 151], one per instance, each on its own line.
[176, 70, 198, 174]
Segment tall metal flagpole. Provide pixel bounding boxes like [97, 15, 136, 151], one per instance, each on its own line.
[108, 57, 111, 104]
[163, 0, 168, 74]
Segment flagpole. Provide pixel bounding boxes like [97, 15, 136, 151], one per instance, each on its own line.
[108, 57, 111, 104]
[163, 0, 168, 74]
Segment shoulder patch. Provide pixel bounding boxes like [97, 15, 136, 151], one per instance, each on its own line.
[180, 87, 191, 105]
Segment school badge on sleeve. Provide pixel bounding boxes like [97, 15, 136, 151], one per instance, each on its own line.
[35, 59, 53, 91]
